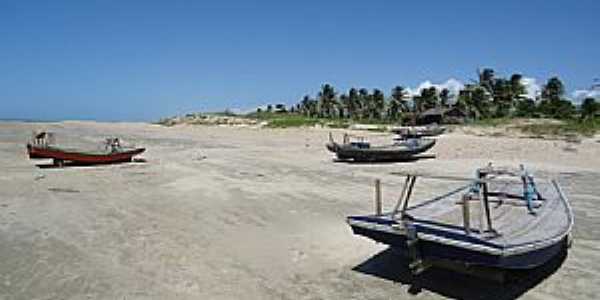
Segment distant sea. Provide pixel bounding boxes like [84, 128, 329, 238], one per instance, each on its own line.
[0, 118, 58, 123]
[0, 118, 149, 123]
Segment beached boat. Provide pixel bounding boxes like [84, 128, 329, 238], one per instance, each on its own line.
[27, 133, 145, 166]
[326, 133, 436, 162]
[391, 124, 446, 139]
[347, 165, 573, 273]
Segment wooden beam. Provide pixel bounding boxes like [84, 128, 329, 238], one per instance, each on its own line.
[374, 179, 382, 216]
[456, 198, 543, 207]
[402, 176, 417, 213]
[482, 182, 493, 231]
[392, 175, 412, 217]
[462, 194, 471, 234]
[389, 172, 522, 184]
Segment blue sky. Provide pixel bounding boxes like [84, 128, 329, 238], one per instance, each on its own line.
[1, 0, 599, 121]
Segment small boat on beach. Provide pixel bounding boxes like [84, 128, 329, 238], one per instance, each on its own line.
[391, 124, 446, 139]
[27, 132, 145, 166]
[347, 164, 573, 274]
[326, 133, 436, 162]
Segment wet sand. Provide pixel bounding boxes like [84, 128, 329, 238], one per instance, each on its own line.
[0, 121, 599, 299]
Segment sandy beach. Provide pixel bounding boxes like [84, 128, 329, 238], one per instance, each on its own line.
[1, 121, 599, 299]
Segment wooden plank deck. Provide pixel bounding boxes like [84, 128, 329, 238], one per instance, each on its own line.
[400, 180, 570, 249]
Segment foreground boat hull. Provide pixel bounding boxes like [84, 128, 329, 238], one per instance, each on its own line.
[348, 217, 568, 270]
[27, 144, 145, 165]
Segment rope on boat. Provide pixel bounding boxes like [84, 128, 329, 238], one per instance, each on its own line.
[519, 165, 542, 214]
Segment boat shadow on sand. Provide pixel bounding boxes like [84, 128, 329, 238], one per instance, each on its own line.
[352, 247, 567, 300]
[35, 158, 147, 169]
[333, 154, 436, 164]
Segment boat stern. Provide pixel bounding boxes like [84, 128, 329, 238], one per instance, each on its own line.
[325, 142, 338, 153]
[347, 215, 409, 248]
[26, 143, 45, 159]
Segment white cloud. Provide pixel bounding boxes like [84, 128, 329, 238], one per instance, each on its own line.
[520, 77, 541, 100]
[520, 78, 600, 104]
[572, 89, 600, 104]
[407, 77, 543, 101]
[407, 78, 465, 98]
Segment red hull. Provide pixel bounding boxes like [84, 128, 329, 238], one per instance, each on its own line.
[27, 144, 145, 165]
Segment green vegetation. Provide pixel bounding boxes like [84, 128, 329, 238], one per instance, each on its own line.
[161, 68, 599, 135]
[284, 69, 593, 122]
[208, 109, 239, 117]
[249, 111, 350, 128]
[252, 68, 599, 135]
[581, 97, 600, 120]
[471, 118, 514, 127]
[265, 115, 322, 128]
[518, 119, 600, 137]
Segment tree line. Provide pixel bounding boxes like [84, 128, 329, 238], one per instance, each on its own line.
[259, 68, 599, 123]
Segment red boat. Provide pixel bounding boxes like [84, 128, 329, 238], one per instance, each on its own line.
[27, 133, 145, 166]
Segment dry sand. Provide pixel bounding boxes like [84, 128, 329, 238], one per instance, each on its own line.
[1, 121, 599, 299]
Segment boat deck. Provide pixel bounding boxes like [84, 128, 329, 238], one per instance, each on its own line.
[400, 179, 571, 250]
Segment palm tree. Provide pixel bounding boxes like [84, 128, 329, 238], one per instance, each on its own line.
[348, 88, 360, 119]
[318, 83, 337, 118]
[358, 88, 370, 120]
[478, 68, 496, 94]
[581, 97, 598, 119]
[300, 95, 312, 116]
[539, 77, 574, 118]
[299, 95, 319, 117]
[541, 77, 565, 101]
[372, 89, 385, 120]
[391, 86, 409, 112]
[509, 73, 528, 116]
[471, 87, 492, 118]
[388, 86, 405, 121]
[458, 85, 492, 118]
[339, 93, 349, 118]
[412, 94, 422, 114]
[387, 98, 401, 121]
[492, 79, 513, 117]
[510, 74, 526, 98]
[440, 88, 451, 108]
[416, 87, 438, 112]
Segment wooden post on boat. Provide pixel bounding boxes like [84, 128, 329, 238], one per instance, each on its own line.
[478, 194, 486, 234]
[481, 182, 490, 229]
[479, 170, 493, 232]
[402, 176, 417, 213]
[462, 194, 471, 234]
[374, 179, 382, 216]
[392, 175, 411, 218]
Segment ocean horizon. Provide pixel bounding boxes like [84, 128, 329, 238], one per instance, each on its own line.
[0, 118, 153, 123]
